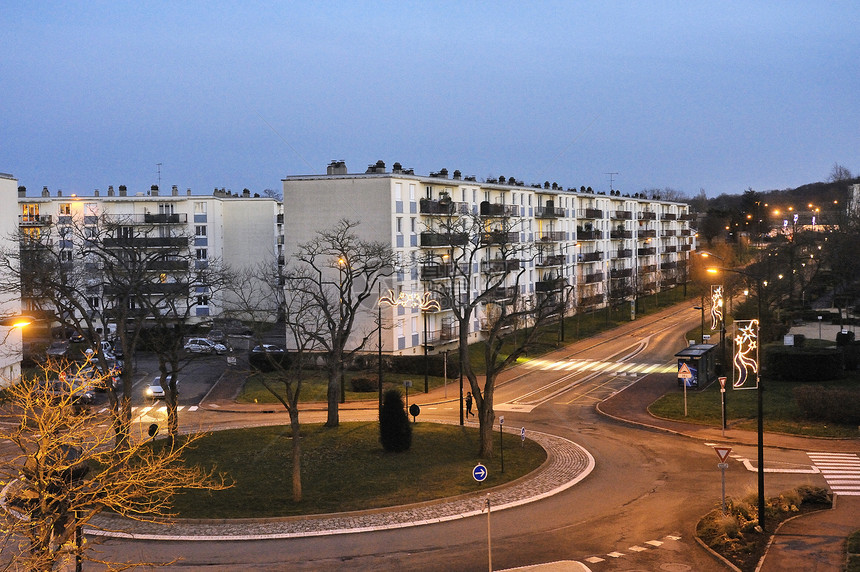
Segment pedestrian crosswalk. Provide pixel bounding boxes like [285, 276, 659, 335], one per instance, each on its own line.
[523, 357, 675, 376]
[808, 452, 860, 496]
[98, 404, 199, 423]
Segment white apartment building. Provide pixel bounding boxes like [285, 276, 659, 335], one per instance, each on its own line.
[17, 184, 282, 333]
[283, 160, 696, 357]
[1, 173, 24, 385]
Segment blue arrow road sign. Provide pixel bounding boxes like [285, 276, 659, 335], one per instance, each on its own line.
[473, 463, 488, 482]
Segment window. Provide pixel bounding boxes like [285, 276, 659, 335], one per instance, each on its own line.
[195, 225, 207, 237]
[117, 226, 133, 239]
[194, 201, 206, 214]
[87, 297, 100, 309]
[395, 183, 402, 201]
[84, 203, 98, 217]
[409, 184, 416, 201]
[425, 186, 432, 199]
[396, 217, 403, 234]
[59, 203, 71, 215]
[196, 249, 208, 260]
[59, 250, 72, 262]
[410, 218, 416, 232]
[196, 295, 209, 307]
[21, 204, 39, 222]
[158, 203, 174, 215]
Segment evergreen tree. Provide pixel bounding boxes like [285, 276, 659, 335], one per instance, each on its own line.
[379, 389, 412, 452]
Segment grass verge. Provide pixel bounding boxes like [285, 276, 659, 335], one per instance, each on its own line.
[166, 421, 546, 519]
[648, 375, 860, 439]
[697, 485, 831, 572]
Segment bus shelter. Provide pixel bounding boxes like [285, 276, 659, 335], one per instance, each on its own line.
[675, 343, 717, 389]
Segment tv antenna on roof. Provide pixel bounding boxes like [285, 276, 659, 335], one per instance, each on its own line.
[605, 172, 619, 191]
[157, 163, 162, 187]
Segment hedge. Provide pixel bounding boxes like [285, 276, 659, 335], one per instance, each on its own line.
[763, 346, 844, 382]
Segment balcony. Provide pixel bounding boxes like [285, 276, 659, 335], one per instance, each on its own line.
[579, 208, 603, 219]
[276, 213, 284, 224]
[103, 236, 188, 248]
[147, 259, 190, 271]
[661, 230, 677, 237]
[615, 248, 633, 258]
[680, 229, 693, 236]
[579, 251, 603, 262]
[638, 211, 657, 221]
[663, 245, 677, 253]
[611, 210, 633, 220]
[610, 268, 633, 278]
[19, 214, 52, 226]
[535, 205, 565, 218]
[637, 247, 656, 256]
[480, 231, 519, 245]
[480, 202, 520, 217]
[584, 272, 604, 284]
[535, 277, 566, 292]
[610, 230, 632, 239]
[144, 213, 187, 224]
[420, 263, 453, 280]
[481, 259, 521, 274]
[428, 324, 460, 343]
[680, 213, 697, 221]
[660, 213, 677, 221]
[537, 231, 565, 242]
[485, 285, 518, 302]
[420, 232, 468, 247]
[640, 264, 657, 274]
[661, 261, 677, 270]
[420, 198, 457, 215]
[576, 229, 602, 240]
[537, 254, 565, 267]
[680, 244, 691, 251]
[639, 229, 657, 238]
[579, 294, 604, 307]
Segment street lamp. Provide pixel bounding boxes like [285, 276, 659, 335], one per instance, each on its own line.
[698, 252, 727, 369]
[707, 266, 766, 531]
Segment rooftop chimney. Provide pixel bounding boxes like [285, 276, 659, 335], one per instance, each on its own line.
[107, 185, 115, 197]
[172, 185, 179, 196]
[150, 185, 159, 196]
[327, 160, 347, 175]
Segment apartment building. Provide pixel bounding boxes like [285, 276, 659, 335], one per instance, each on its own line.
[1, 173, 24, 385]
[282, 160, 696, 357]
[17, 184, 282, 333]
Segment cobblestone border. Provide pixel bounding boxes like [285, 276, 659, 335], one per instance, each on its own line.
[86, 428, 594, 541]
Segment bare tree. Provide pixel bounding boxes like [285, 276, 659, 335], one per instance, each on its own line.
[0, 363, 227, 571]
[286, 219, 395, 427]
[829, 162, 853, 183]
[419, 197, 567, 456]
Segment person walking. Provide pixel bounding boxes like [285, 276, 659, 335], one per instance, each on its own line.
[465, 391, 473, 418]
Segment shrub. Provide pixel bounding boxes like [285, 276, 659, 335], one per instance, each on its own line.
[350, 377, 378, 392]
[794, 387, 860, 424]
[379, 389, 412, 452]
[764, 346, 843, 382]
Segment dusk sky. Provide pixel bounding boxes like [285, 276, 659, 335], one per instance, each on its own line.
[4, 2, 858, 199]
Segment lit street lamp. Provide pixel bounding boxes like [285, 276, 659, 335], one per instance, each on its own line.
[707, 265, 766, 531]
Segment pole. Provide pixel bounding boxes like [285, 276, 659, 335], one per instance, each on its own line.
[378, 284, 383, 412]
[443, 350, 448, 399]
[499, 416, 505, 473]
[75, 510, 82, 572]
[756, 282, 765, 531]
[423, 311, 429, 393]
[721, 465, 727, 515]
[486, 494, 492, 572]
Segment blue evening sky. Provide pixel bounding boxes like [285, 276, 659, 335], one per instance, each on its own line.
[3, 1, 858, 198]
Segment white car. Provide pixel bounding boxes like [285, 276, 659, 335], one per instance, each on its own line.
[146, 375, 174, 400]
[183, 338, 227, 355]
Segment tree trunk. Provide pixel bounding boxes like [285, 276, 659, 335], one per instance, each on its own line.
[326, 362, 341, 427]
[476, 382, 495, 458]
[290, 408, 302, 502]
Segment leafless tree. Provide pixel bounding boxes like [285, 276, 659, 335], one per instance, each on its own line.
[829, 162, 853, 183]
[286, 219, 395, 427]
[419, 198, 568, 456]
[0, 363, 227, 571]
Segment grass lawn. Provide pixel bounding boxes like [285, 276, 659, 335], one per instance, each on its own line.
[649, 375, 860, 438]
[167, 421, 546, 519]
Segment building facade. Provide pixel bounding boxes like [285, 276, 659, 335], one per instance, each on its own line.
[283, 160, 696, 357]
[16, 185, 282, 336]
[1, 173, 24, 386]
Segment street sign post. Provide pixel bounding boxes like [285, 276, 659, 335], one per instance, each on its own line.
[713, 446, 732, 514]
[499, 416, 505, 474]
[718, 376, 727, 437]
[678, 362, 693, 416]
[473, 463, 487, 482]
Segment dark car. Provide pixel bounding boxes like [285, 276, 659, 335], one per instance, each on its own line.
[249, 344, 291, 371]
[36, 377, 95, 412]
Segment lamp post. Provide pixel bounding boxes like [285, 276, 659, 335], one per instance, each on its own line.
[708, 266, 766, 531]
[699, 252, 727, 370]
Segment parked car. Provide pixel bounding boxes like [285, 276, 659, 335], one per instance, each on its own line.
[111, 341, 124, 360]
[207, 329, 232, 351]
[146, 375, 175, 400]
[184, 337, 227, 355]
[36, 376, 95, 411]
[248, 344, 291, 371]
[45, 340, 70, 359]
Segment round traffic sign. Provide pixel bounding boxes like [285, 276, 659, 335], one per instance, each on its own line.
[472, 463, 488, 482]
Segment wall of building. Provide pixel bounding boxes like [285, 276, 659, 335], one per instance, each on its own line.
[0, 173, 23, 386]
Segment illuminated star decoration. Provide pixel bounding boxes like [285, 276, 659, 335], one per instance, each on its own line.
[710, 285, 723, 331]
[378, 290, 441, 312]
[733, 319, 759, 389]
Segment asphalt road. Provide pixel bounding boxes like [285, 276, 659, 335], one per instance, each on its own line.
[83, 305, 837, 571]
